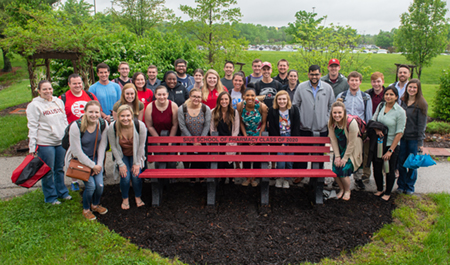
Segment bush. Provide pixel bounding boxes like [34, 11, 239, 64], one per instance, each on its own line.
[433, 69, 450, 121]
[426, 121, 450, 134]
[51, 28, 206, 96]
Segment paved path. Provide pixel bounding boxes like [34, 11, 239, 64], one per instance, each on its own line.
[1, 150, 449, 200]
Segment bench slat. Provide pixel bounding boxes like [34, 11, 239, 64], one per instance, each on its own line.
[140, 169, 336, 178]
[146, 154, 331, 163]
[147, 136, 330, 144]
[148, 145, 330, 153]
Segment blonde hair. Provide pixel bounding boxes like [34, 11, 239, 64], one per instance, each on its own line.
[115, 105, 134, 139]
[120, 83, 140, 116]
[202, 69, 225, 102]
[328, 98, 347, 130]
[80, 101, 102, 133]
[184, 87, 202, 106]
[272, 90, 292, 110]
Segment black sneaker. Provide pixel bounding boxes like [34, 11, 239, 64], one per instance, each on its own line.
[355, 179, 365, 190]
[362, 175, 370, 184]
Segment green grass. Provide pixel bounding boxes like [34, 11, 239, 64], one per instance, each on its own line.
[1, 191, 449, 264]
[426, 121, 450, 134]
[0, 54, 28, 85]
[0, 191, 181, 264]
[0, 80, 31, 111]
[0, 115, 28, 153]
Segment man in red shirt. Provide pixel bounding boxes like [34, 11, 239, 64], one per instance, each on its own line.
[60, 73, 99, 123]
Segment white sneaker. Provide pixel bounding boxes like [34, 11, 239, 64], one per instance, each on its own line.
[275, 178, 283, 188]
[283, 180, 290, 189]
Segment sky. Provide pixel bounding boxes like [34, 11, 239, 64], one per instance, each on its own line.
[82, 0, 450, 35]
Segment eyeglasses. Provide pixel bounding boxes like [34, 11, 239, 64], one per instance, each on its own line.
[309, 74, 320, 76]
[119, 68, 129, 70]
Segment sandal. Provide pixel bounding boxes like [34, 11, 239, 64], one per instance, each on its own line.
[374, 191, 384, 197]
[121, 202, 130, 210]
[342, 191, 351, 201]
[136, 199, 145, 208]
[293, 178, 303, 184]
[335, 191, 344, 200]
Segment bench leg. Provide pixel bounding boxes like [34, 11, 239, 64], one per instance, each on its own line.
[261, 177, 270, 205]
[207, 178, 217, 206]
[151, 178, 162, 207]
[310, 177, 324, 205]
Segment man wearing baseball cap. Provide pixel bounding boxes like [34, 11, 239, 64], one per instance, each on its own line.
[321, 58, 349, 97]
[255, 61, 282, 108]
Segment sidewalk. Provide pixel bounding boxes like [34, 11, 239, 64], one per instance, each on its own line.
[1, 150, 449, 200]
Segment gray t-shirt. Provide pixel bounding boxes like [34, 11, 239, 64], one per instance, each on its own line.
[220, 77, 233, 91]
[81, 126, 101, 160]
[230, 90, 242, 109]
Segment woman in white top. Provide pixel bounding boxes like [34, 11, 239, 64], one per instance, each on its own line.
[26, 80, 70, 205]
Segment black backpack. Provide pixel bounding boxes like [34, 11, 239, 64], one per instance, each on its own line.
[62, 118, 106, 150]
[61, 91, 95, 104]
[340, 90, 371, 121]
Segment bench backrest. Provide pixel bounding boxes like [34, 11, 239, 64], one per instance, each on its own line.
[147, 134, 330, 163]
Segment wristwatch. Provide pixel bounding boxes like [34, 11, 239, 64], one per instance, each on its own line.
[388, 148, 393, 153]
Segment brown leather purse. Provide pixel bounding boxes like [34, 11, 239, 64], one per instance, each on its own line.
[66, 123, 99, 181]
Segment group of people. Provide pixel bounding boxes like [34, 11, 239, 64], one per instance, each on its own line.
[26, 57, 427, 220]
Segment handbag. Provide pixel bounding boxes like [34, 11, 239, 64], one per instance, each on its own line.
[11, 150, 51, 188]
[66, 122, 99, 181]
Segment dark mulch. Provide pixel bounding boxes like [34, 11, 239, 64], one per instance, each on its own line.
[0, 102, 30, 116]
[424, 133, 450, 148]
[97, 182, 396, 264]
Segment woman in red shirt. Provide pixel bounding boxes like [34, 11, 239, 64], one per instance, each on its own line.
[201, 69, 228, 110]
[133, 72, 153, 107]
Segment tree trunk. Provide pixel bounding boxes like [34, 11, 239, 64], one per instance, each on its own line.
[2, 48, 12, 73]
[27, 59, 39, 98]
[417, 66, 422, 80]
[208, 7, 213, 65]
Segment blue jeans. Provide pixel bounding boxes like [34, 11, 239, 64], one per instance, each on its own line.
[82, 158, 103, 210]
[277, 151, 293, 178]
[37, 145, 69, 203]
[120, 155, 142, 199]
[397, 139, 418, 192]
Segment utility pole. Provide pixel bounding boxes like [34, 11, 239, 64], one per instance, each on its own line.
[94, 0, 96, 15]
[312, 7, 315, 13]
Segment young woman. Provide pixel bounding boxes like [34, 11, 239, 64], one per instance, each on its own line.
[178, 88, 211, 183]
[132, 72, 153, 107]
[202, 69, 228, 109]
[26, 80, 70, 204]
[372, 86, 406, 201]
[281, 70, 300, 102]
[230, 71, 246, 109]
[112, 83, 144, 121]
[328, 99, 363, 201]
[237, 88, 268, 187]
[398, 79, 428, 195]
[161, 71, 189, 106]
[145, 85, 179, 138]
[187, 68, 204, 92]
[65, 101, 109, 220]
[268, 90, 301, 189]
[210, 91, 240, 171]
[108, 105, 148, 210]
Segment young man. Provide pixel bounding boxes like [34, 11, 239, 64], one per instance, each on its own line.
[336, 71, 373, 190]
[220, 61, 234, 90]
[88, 63, 121, 123]
[321, 58, 349, 97]
[145, 65, 161, 92]
[390, 65, 410, 103]
[273, 59, 289, 86]
[60, 73, 99, 124]
[245, 59, 263, 87]
[112, 62, 132, 89]
[174, 58, 194, 88]
[292, 65, 335, 183]
[255, 62, 282, 108]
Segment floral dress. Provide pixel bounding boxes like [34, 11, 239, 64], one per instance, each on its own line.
[242, 100, 262, 136]
[332, 127, 354, 177]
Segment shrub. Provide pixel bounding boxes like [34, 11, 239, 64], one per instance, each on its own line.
[433, 69, 450, 121]
[425, 121, 450, 134]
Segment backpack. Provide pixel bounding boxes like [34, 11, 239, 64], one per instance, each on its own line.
[346, 115, 366, 138]
[61, 91, 95, 105]
[62, 118, 106, 150]
[340, 90, 370, 121]
[183, 103, 206, 118]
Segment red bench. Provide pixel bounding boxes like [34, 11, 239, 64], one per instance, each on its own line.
[140, 131, 336, 206]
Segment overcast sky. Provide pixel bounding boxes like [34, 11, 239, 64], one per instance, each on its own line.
[84, 0, 450, 35]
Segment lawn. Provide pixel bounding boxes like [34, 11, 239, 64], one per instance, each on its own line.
[0, 115, 28, 153]
[0, 80, 31, 111]
[1, 190, 448, 264]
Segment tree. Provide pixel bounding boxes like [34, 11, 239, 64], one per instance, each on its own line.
[394, 0, 449, 79]
[286, 10, 370, 77]
[179, 0, 249, 70]
[109, 0, 175, 36]
[58, 0, 93, 25]
[375, 29, 396, 49]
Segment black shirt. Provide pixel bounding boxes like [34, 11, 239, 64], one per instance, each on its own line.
[255, 79, 282, 108]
